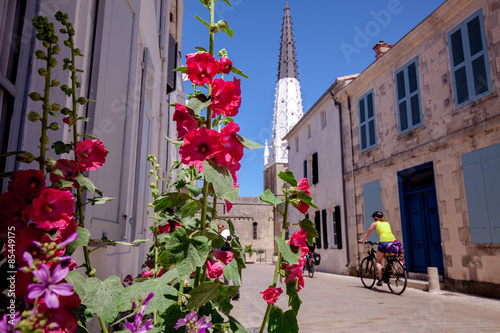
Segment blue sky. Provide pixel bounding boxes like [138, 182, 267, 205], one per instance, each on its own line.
[181, 0, 446, 197]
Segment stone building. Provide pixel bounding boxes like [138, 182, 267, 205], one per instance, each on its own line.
[332, 0, 500, 297]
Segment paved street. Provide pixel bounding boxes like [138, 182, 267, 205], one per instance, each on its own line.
[230, 263, 500, 333]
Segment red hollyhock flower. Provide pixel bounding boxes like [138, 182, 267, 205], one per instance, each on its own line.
[260, 287, 283, 305]
[173, 104, 197, 138]
[55, 218, 77, 245]
[9, 169, 46, 200]
[0, 192, 28, 239]
[210, 249, 234, 265]
[218, 57, 232, 74]
[289, 228, 309, 258]
[73, 138, 108, 172]
[217, 122, 244, 166]
[292, 178, 311, 214]
[13, 226, 51, 264]
[50, 159, 79, 189]
[39, 294, 81, 333]
[179, 127, 223, 170]
[206, 259, 224, 279]
[284, 258, 306, 291]
[185, 52, 220, 85]
[211, 78, 241, 118]
[27, 188, 74, 231]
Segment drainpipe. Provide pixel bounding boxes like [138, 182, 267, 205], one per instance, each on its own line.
[330, 90, 350, 269]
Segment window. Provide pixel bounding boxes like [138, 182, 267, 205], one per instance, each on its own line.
[314, 211, 322, 249]
[395, 57, 422, 133]
[321, 209, 328, 248]
[363, 180, 382, 243]
[303, 159, 307, 179]
[166, 33, 178, 93]
[358, 90, 377, 151]
[333, 205, 342, 249]
[307, 123, 311, 139]
[295, 136, 299, 152]
[252, 222, 258, 240]
[448, 9, 492, 108]
[312, 152, 318, 184]
[321, 111, 327, 130]
[461, 143, 500, 243]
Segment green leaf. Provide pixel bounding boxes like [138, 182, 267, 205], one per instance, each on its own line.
[223, 257, 240, 285]
[228, 315, 248, 333]
[259, 189, 283, 207]
[195, 46, 207, 52]
[186, 183, 202, 197]
[299, 218, 319, 246]
[65, 227, 91, 255]
[221, 26, 235, 38]
[275, 236, 299, 265]
[297, 191, 319, 209]
[187, 282, 238, 310]
[87, 196, 114, 205]
[268, 307, 299, 333]
[220, 186, 239, 203]
[221, 0, 233, 8]
[117, 273, 178, 314]
[236, 134, 263, 149]
[52, 141, 73, 154]
[202, 159, 234, 199]
[163, 133, 183, 146]
[286, 281, 302, 315]
[154, 192, 192, 212]
[180, 200, 202, 218]
[278, 171, 297, 187]
[195, 15, 211, 30]
[230, 65, 249, 79]
[172, 66, 187, 73]
[84, 134, 100, 140]
[187, 95, 211, 115]
[158, 227, 210, 280]
[65, 272, 124, 323]
[74, 173, 97, 193]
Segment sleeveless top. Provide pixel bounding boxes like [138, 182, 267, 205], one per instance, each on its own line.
[376, 221, 396, 242]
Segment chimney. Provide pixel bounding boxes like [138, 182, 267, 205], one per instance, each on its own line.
[373, 40, 394, 59]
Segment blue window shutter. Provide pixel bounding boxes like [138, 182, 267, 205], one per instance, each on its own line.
[461, 143, 500, 243]
[358, 90, 377, 151]
[448, 9, 492, 108]
[395, 57, 422, 133]
[334, 205, 342, 249]
[363, 181, 382, 243]
[315, 210, 322, 249]
[312, 152, 319, 184]
[303, 160, 307, 179]
[322, 209, 328, 249]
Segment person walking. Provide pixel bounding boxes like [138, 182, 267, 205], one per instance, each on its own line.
[358, 211, 396, 286]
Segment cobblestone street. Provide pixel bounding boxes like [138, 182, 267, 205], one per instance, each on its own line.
[230, 263, 500, 333]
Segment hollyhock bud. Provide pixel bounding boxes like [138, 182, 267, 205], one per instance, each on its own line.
[260, 287, 283, 305]
[16, 152, 35, 163]
[219, 57, 232, 74]
[49, 122, 60, 130]
[28, 111, 40, 122]
[29, 92, 42, 101]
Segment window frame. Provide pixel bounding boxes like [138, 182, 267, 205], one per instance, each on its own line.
[447, 9, 492, 108]
[320, 110, 327, 130]
[358, 89, 377, 152]
[394, 56, 422, 134]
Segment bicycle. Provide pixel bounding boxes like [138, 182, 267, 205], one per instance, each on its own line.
[359, 241, 407, 295]
[303, 251, 315, 278]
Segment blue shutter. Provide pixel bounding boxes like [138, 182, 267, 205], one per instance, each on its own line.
[312, 152, 318, 184]
[363, 181, 382, 242]
[334, 205, 342, 249]
[322, 209, 328, 249]
[303, 160, 307, 179]
[448, 9, 492, 108]
[395, 57, 422, 133]
[462, 143, 500, 243]
[358, 89, 377, 151]
[315, 210, 322, 249]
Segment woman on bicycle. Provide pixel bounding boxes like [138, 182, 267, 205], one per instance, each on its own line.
[358, 211, 395, 286]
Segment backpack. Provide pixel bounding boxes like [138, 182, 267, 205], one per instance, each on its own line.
[385, 240, 403, 256]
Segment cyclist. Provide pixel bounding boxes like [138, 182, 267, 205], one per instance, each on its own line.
[358, 211, 396, 286]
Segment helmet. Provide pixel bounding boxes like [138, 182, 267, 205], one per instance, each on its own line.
[371, 211, 384, 218]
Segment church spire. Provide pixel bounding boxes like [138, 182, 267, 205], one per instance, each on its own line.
[277, 2, 299, 81]
[265, 2, 303, 167]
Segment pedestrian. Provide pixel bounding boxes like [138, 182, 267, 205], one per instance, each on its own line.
[217, 224, 240, 300]
[358, 211, 397, 286]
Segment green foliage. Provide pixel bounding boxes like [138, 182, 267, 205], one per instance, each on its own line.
[268, 307, 299, 333]
[278, 170, 297, 187]
[259, 189, 283, 207]
[275, 236, 299, 265]
[299, 218, 319, 246]
[65, 227, 90, 256]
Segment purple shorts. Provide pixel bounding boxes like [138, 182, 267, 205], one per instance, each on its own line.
[378, 242, 392, 253]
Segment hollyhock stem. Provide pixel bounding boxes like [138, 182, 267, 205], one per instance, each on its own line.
[259, 193, 289, 333]
[39, 46, 53, 173]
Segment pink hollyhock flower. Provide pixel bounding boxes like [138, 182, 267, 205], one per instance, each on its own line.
[9, 169, 46, 200]
[218, 57, 232, 74]
[217, 122, 244, 166]
[55, 218, 77, 245]
[179, 127, 223, 170]
[185, 52, 220, 85]
[27, 188, 74, 231]
[173, 104, 197, 139]
[155, 221, 181, 235]
[284, 258, 306, 291]
[289, 228, 309, 258]
[292, 178, 311, 214]
[141, 269, 164, 279]
[260, 287, 283, 305]
[206, 259, 224, 279]
[225, 199, 233, 213]
[210, 248, 234, 265]
[73, 138, 108, 172]
[0, 192, 28, 238]
[174, 311, 212, 333]
[50, 159, 79, 189]
[211, 78, 241, 118]
[0, 312, 21, 333]
[27, 264, 74, 309]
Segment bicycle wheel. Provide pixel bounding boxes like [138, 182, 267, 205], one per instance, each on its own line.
[308, 258, 314, 278]
[387, 259, 407, 295]
[360, 257, 376, 289]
